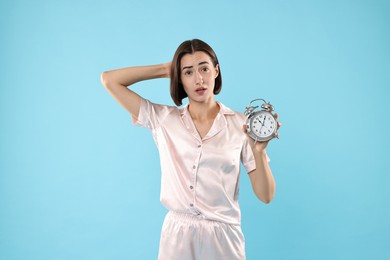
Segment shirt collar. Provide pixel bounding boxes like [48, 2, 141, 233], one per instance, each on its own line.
[179, 101, 235, 141]
[179, 101, 235, 116]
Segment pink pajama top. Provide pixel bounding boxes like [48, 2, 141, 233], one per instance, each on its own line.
[134, 98, 265, 225]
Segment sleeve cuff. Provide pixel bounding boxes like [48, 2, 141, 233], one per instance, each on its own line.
[244, 160, 256, 173]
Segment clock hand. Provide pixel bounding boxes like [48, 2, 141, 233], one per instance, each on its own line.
[259, 116, 266, 132]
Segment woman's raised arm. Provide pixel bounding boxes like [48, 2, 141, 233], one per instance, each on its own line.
[100, 62, 171, 118]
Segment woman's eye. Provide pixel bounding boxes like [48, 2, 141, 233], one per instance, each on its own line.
[184, 71, 192, 76]
[201, 67, 209, 72]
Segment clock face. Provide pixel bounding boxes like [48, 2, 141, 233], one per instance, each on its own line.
[249, 111, 276, 139]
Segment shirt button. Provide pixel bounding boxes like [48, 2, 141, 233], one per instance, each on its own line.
[193, 165, 196, 169]
[190, 203, 194, 207]
[190, 185, 193, 189]
[197, 145, 201, 148]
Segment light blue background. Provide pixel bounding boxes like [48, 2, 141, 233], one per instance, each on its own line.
[1, 0, 389, 259]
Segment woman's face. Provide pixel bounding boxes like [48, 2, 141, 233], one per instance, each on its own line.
[180, 51, 219, 104]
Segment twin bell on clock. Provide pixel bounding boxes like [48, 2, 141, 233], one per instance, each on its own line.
[244, 98, 279, 143]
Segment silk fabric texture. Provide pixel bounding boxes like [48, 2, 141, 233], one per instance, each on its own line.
[133, 98, 270, 224]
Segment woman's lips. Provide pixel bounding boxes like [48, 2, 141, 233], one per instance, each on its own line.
[195, 87, 207, 94]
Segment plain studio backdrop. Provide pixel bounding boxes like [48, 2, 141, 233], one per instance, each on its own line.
[1, 0, 389, 259]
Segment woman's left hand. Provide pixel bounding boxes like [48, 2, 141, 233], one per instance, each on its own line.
[243, 113, 282, 153]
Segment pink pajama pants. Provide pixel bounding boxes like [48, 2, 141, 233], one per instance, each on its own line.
[158, 211, 246, 260]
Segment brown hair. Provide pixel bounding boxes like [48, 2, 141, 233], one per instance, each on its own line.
[170, 39, 222, 106]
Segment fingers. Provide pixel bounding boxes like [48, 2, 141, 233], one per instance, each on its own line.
[276, 121, 281, 139]
[274, 113, 281, 139]
[273, 113, 282, 129]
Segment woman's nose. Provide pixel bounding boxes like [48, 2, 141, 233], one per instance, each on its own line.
[195, 71, 203, 84]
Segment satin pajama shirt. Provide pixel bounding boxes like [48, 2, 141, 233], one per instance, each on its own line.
[134, 98, 266, 260]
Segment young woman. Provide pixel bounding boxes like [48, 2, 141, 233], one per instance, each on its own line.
[101, 39, 280, 260]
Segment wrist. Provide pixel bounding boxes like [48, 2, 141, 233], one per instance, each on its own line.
[250, 143, 267, 155]
[161, 62, 171, 78]
[255, 148, 267, 156]
[248, 140, 267, 153]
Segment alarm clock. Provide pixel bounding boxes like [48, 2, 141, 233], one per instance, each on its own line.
[244, 98, 278, 143]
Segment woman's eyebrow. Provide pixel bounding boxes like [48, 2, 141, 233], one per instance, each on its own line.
[198, 61, 209, 66]
[182, 61, 210, 71]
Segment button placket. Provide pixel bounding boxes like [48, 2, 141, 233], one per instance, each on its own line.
[189, 142, 202, 209]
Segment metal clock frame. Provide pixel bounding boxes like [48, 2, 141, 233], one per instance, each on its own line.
[244, 98, 278, 143]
